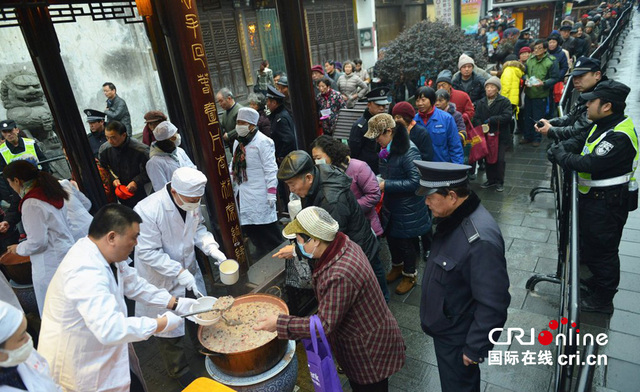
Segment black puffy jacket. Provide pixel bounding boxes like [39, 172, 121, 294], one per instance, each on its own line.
[379, 127, 431, 239]
[452, 72, 486, 103]
[473, 94, 513, 145]
[302, 164, 379, 260]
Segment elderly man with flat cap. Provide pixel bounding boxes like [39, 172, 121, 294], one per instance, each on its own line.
[415, 161, 510, 392]
[348, 87, 390, 174]
[133, 166, 227, 386]
[84, 109, 108, 157]
[536, 57, 606, 141]
[548, 80, 639, 314]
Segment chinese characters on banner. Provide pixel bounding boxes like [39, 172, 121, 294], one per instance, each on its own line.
[434, 0, 455, 25]
[461, 0, 482, 34]
[174, 0, 248, 269]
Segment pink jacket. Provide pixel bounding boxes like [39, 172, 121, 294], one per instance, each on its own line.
[345, 158, 383, 236]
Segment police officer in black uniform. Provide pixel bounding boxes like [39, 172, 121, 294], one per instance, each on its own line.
[266, 85, 297, 164]
[415, 161, 510, 392]
[84, 109, 108, 158]
[348, 87, 389, 174]
[549, 80, 638, 314]
[536, 57, 605, 140]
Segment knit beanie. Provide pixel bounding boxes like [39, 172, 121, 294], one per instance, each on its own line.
[436, 70, 453, 86]
[391, 102, 416, 121]
[458, 54, 475, 70]
[485, 76, 502, 91]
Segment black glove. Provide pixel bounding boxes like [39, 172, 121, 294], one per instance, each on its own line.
[548, 143, 567, 165]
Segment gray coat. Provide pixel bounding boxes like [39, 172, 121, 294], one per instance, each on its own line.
[105, 95, 132, 136]
[337, 73, 368, 108]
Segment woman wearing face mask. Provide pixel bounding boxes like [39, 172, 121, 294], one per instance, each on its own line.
[364, 114, 431, 295]
[231, 107, 283, 259]
[3, 160, 75, 316]
[0, 300, 61, 391]
[255, 207, 405, 392]
[146, 120, 196, 192]
[310, 135, 383, 237]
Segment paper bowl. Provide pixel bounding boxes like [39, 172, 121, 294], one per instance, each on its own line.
[219, 259, 239, 285]
[190, 296, 221, 326]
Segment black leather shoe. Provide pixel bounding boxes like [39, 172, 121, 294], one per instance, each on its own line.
[581, 297, 614, 315]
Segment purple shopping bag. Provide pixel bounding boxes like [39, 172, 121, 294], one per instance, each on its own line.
[303, 315, 343, 392]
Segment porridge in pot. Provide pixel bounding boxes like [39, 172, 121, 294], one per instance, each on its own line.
[201, 301, 281, 353]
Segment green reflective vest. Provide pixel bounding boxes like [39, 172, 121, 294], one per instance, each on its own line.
[578, 116, 639, 194]
[0, 138, 39, 166]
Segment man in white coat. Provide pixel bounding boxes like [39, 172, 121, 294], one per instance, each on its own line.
[0, 300, 61, 391]
[38, 204, 195, 392]
[146, 120, 196, 192]
[133, 166, 227, 386]
[231, 107, 283, 259]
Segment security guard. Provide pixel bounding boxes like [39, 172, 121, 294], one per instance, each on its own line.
[536, 57, 605, 141]
[0, 120, 48, 172]
[548, 80, 638, 314]
[266, 85, 297, 164]
[415, 161, 510, 392]
[84, 109, 108, 157]
[348, 87, 389, 174]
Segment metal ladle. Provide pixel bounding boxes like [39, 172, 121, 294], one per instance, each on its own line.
[211, 296, 242, 326]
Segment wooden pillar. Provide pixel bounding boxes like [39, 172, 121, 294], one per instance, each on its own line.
[275, 0, 318, 151]
[15, 5, 107, 210]
[150, 0, 248, 272]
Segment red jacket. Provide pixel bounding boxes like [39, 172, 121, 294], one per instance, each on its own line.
[450, 88, 475, 120]
[276, 232, 405, 384]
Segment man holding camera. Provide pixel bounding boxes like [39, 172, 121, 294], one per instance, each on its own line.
[548, 80, 638, 314]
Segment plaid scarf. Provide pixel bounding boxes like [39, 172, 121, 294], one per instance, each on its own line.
[231, 131, 257, 185]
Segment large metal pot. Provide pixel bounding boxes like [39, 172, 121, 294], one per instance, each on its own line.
[0, 252, 32, 285]
[198, 293, 289, 377]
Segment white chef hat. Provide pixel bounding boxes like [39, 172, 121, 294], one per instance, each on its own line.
[171, 167, 208, 197]
[152, 121, 178, 141]
[237, 107, 260, 126]
[0, 300, 23, 343]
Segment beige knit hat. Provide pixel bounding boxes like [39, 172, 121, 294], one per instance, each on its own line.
[364, 113, 396, 139]
[458, 53, 475, 69]
[283, 206, 339, 242]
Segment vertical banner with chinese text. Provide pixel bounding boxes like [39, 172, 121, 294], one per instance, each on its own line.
[461, 0, 482, 34]
[434, 0, 455, 25]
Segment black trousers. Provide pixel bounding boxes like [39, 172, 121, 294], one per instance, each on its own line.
[486, 140, 508, 185]
[349, 377, 389, 392]
[387, 235, 420, 274]
[579, 193, 629, 302]
[433, 338, 481, 392]
[242, 222, 283, 260]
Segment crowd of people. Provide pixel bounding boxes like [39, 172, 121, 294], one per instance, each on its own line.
[0, 0, 636, 391]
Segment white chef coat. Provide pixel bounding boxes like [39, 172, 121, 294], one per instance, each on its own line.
[0, 350, 62, 392]
[231, 131, 278, 225]
[59, 179, 92, 241]
[38, 237, 172, 392]
[133, 186, 226, 337]
[16, 197, 74, 316]
[146, 146, 196, 192]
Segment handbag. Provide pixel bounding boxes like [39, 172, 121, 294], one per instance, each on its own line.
[303, 315, 343, 392]
[468, 125, 489, 164]
[486, 131, 500, 165]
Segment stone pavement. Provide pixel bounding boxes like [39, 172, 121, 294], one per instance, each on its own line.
[136, 12, 640, 391]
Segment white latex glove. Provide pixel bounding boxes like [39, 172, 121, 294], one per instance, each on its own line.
[160, 311, 182, 333]
[177, 270, 198, 293]
[175, 297, 199, 316]
[210, 249, 227, 266]
[267, 193, 277, 208]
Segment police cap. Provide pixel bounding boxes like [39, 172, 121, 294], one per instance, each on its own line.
[580, 80, 630, 104]
[277, 76, 288, 87]
[414, 161, 471, 196]
[84, 109, 106, 123]
[266, 85, 285, 101]
[0, 120, 17, 132]
[571, 57, 601, 76]
[366, 87, 391, 105]
[277, 150, 315, 181]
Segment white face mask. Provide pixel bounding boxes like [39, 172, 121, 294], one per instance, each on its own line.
[177, 194, 200, 212]
[0, 334, 33, 368]
[173, 134, 181, 147]
[315, 159, 326, 165]
[236, 124, 251, 137]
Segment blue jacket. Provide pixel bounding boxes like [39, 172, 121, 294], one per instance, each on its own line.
[379, 127, 431, 239]
[414, 108, 464, 164]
